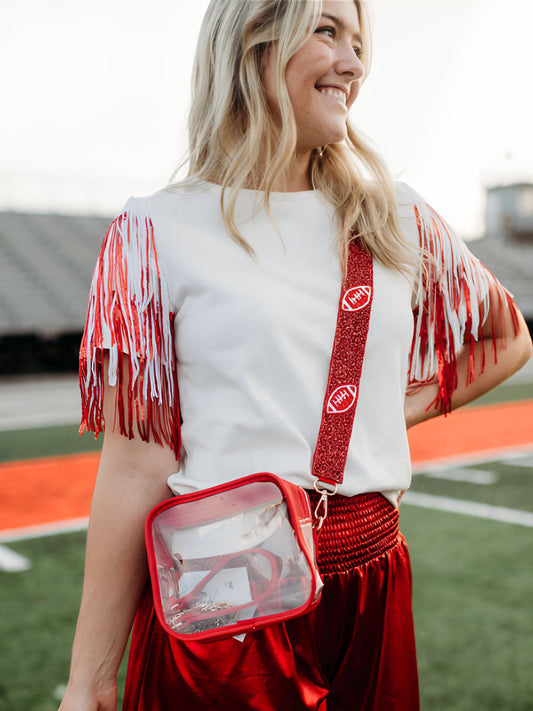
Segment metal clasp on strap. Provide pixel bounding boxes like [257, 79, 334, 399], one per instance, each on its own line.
[313, 480, 338, 531]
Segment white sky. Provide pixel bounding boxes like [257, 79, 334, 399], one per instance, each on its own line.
[1, 0, 532, 237]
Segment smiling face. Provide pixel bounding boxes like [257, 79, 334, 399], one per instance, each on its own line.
[262, 0, 365, 156]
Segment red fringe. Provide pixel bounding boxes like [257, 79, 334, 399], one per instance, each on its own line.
[409, 202, 520, 414]
[79, 203, 181, 456]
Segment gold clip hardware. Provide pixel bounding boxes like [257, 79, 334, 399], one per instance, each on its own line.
[312, 480, 338, 531]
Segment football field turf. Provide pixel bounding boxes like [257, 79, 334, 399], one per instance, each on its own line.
[0, 382, 532, 710]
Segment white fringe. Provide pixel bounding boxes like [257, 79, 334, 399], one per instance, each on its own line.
[409, 200, 494, 384]
[79, 197, 179, 450]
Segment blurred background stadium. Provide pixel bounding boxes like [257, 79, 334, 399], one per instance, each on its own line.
[1, 1, 532, 709]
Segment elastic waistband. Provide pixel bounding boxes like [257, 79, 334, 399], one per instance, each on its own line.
[307, 491, 399, 575]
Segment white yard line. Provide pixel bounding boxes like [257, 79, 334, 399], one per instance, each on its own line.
[423, 468, 499, 485]
[0, 517, 89, 543]
[412, 444, 533, 473]
[0, 544, 31, 571]
[53, 684, 67, 702]
[402, 491, 533, 528]
[503, 454, 533, 468]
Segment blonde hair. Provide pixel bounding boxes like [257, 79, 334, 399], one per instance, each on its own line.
[171, 0, 416, 274]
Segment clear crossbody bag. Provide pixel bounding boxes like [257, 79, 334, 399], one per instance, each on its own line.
[145, 240, 373, 642]
[146, 473, 323, 641]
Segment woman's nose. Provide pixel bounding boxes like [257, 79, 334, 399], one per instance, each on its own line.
[336, 43, 365, 81]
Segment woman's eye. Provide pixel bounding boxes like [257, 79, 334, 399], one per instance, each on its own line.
[353, 46, 363, 58]
[315, 25, 336, 39]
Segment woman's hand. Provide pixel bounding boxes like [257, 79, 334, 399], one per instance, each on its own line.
[58, 681, 117, 711]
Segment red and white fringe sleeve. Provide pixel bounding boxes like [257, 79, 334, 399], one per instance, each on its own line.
[408, 197, 520, 414]
[79, 198, 181, 456]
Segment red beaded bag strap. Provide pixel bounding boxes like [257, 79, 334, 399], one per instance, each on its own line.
[311, 238, 373, 527]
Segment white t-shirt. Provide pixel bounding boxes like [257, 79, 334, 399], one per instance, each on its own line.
[80, 181, 502, 508]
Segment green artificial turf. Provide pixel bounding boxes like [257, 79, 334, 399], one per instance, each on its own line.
[0, 425, 102, 463]
[400, 504, 533, 711]
[0, 532, 129, 711]
[470, 379, 533, 407]
[411, 459, 533, 512]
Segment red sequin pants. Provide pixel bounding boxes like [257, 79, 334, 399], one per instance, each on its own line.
[123, 493, 420, 710]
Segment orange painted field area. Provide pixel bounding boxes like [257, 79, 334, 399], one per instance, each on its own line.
[406, 399, 533, 465]
[1, 401, 532, 533]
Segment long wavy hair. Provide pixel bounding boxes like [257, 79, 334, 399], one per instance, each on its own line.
[170, 0, 416, 274]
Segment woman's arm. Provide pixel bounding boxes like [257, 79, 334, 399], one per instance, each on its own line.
[59, 370, 179, 711]
[405, 289, 533, 429]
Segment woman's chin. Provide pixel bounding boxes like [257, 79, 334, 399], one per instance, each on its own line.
[299, 129, 348, 155]
[318, 124, 349, 149]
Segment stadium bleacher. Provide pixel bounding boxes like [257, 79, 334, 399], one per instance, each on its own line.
[0, 211, 111, 336]
[469, 182, 533, 322]
[0, 211, 111, 373]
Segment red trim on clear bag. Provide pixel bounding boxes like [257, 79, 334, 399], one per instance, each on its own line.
[145, 473, 322, 642]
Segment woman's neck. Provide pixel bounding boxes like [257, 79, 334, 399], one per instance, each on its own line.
[270, 151, 313, 192]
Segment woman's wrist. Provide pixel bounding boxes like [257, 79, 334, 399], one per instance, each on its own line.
[66, 668, 118, 694]
[58, 678, 117, 711]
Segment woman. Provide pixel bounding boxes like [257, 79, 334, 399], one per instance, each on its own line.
[60, 1, 532, 709]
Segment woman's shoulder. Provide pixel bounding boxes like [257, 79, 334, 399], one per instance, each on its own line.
[392, 181, 424, 245]
[393, 181, 424, 211]
[120, 182, 212, 214]
[110, 182, 221, 248]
